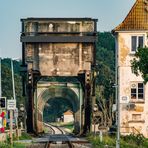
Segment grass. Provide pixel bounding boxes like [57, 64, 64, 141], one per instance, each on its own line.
[62, 122, 74, 131]
[0, 142, 28, 148]
[87, 135, 115, 148]
[0, 132, 32, 148]
[18, 132, 32, 140]
[13, 142, 29, 148]
[0, 142, 11, 148]
[87, 134, 148, 148]
[49, 121, 74, 132]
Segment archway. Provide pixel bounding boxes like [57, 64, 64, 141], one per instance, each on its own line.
[35, 82, 82, 134]
[43, 97, 74, 123]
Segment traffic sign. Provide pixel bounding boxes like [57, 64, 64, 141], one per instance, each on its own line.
[120, 96, 129, 104]
[0, 97, 6, 109]
[7, 100, 16, 110]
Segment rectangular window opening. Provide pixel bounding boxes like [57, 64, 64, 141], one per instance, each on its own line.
[131, 82, 144, 100]
[138, 36, 143, 48]
[131, 36, 144, 52]
[132, 114, 141, 121]
[131, 36, 137, 52]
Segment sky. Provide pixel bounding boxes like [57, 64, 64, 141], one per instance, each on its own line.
[0, 0, 135, 59]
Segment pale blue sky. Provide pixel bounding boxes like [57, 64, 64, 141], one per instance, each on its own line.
[0, 0, 135, 58]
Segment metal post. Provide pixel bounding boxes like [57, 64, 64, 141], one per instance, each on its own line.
[11, 60, 16, 100]
[0, 57, 1, 98]
[116, 84, 120, 148]
[115, 35, 120, 148]
[0, 57, 2, 115]
[11, 60, 19, 139]
[99, 131, 103, 142]
[10, 109, 13, 145]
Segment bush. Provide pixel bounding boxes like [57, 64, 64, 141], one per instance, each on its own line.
[13, 143, 26, 148]
[87, 133, 148, 148]
[122, 134, 145, 145]
[0, 143, 11, 148]
[19, 132, 32, 140]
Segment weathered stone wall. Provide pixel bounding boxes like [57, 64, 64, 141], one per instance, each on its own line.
[117, 32, 148, 137]
[35, 82, 83, 133]
[21, 18, 96, 134]
[24, 20, 94, 76]
[26, 43, 93, 76]
[24, 21, 94, 33]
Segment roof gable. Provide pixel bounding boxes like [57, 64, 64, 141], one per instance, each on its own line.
[64, 110, 73, 115]
[114, 0, 148, 31]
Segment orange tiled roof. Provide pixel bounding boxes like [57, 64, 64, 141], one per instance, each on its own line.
[64, 110, 73, 115]
[114, 0, 148, 31]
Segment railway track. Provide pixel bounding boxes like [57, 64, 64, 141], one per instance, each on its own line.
[43, 122, 65, 135]
[43, 122, 73, 147]
[27, 123, 91, 148]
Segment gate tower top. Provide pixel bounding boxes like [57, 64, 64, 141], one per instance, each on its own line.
[21, 17, 98, 76]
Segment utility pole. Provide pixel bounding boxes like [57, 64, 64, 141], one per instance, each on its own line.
[10, 108, 13, 144]
[0, 57, 2, 117]
[0, 57, 1, 98]
[115, 36, 120, 147]
[115, 84, 120, 148]
[10, 60, 14, 145]
[11, 60, 16, 100]
[11, 59, 19, 139]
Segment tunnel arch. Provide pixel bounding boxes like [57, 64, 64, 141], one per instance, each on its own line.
[38, 86, 80, 113]
[43, 96, 74, 123]
[35, 82, 82, 133]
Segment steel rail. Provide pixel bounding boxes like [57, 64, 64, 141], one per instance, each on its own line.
[43, 122, 65, 135]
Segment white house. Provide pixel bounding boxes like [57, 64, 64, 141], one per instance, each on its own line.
[63, 110, 74, 123]
[113, 0, 148, 137]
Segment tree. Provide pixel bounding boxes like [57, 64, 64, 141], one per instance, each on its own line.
[95, 32, 115, 128]
[1, 58, 24, 105]
[131, 47, 148, 83]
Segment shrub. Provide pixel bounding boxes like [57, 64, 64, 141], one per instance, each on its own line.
[122, 134, 145, 145]
[0, 143, 11, 148]
[19, 132, 32, 140]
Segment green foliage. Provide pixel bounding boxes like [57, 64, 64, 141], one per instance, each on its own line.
[122, 134, 145, 146]
[0, 142, 11, 148]
[97, 32, 115, 52]
[1, 32, 116, 127]
[43, 97, 72, 122]
[131, 47, 148, 83]
[95, 32, 115, 127]
[62, 122, 74, 131]
[96, 32, 115, 94]
[87, 134, 148, 148]
[13, 143, 27, 148]
[0, 141, 27, 148]
[0, 142, 27, 148]
[87, 135, 115, 148]
[19, 132, 32, 140]
[2, 58, 20, 74]
[1, 58, 24, 105]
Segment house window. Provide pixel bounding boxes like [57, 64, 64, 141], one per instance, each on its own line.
[132, 114, 141, 121]
[131, 36, 144, 52]
[131, 83, 144, 99]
